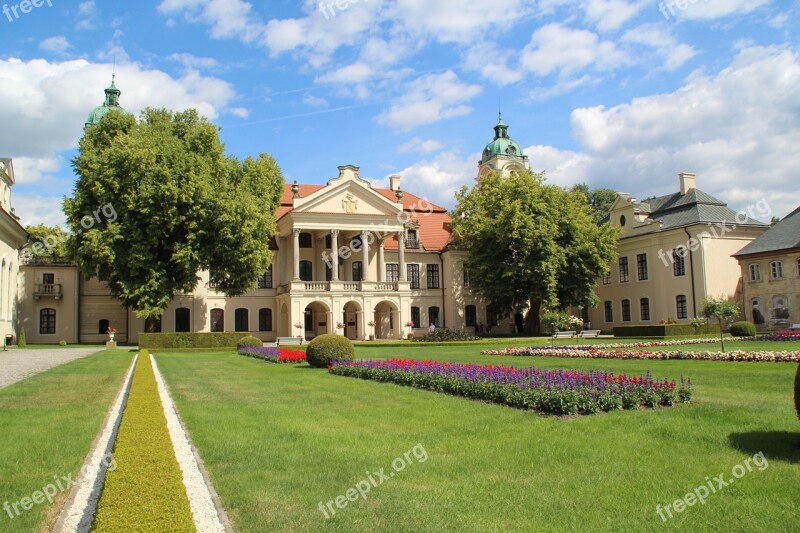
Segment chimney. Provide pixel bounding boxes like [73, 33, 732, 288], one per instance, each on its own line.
[679, 172, 696, 195]
[389, 174, 401, 192]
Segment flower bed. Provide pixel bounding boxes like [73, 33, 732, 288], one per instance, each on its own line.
[238, 346, 307, 363]
[481, 346, 800, 363]
[741, 332, 800, 342]
[329, 359, 691, 416]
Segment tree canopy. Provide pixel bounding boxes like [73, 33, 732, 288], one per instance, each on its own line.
[452, 170, 618, 333]
[23, 224, 69, 258]
[571, 183, 618, 225]
[65, 108, 284, 319]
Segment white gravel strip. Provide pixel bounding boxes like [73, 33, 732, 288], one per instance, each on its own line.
[150, 354, 230, 533]
[0, 348, 105, 389]
[52, 354, 138, 533]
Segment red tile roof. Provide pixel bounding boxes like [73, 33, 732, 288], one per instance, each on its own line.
[276, 183, 453, 251]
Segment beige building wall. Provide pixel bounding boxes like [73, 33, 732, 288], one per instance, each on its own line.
[18, 264, 80, 344]
[737, 251, 800, 329]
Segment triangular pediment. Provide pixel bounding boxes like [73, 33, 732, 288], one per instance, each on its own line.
[293, 166, 402, 217]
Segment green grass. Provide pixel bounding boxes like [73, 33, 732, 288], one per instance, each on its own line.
[92, 354, 195, 532]
[0, 350, 132, 532]
[156, 342, 800, 532]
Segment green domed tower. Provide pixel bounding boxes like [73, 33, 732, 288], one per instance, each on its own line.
[478, 114, 529, 177]
[84, 75, 129, 128]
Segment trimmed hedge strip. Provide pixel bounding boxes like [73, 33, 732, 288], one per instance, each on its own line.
[139, 332, 251, 349]
[92, 353, 194, 532]
[612, 324, 721, 337]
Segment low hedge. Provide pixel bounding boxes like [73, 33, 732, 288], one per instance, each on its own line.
[139, 332, 251, 349]
[92, 354, 194, 531]
[613, 324, 720, 338]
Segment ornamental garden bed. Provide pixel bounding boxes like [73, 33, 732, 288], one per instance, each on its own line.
[329, 359, 691, 416]
[481, 346, 800, 362]
[238, 346, 307, 364]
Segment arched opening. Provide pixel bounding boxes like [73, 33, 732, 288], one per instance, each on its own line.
[343, 301, 361, 340]
[373, 301, 400, 339]
[175, 307, 191, 332]
[304, 301, 330, 340]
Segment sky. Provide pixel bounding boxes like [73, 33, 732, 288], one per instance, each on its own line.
[1, 0, 799, 228]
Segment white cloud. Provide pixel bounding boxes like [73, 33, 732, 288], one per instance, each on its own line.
[622, 24, 697, 71]
[463, 42, 524, 86]
[661, 0, 771, 20]
[580, 0, 645, 32]
[302, 93, 328, 107]
[0, 58, 239, 206]
[158, 0, 264, 42]
[394, 150, 479, 208]
[376, 71, 482, 131]
[398, 137, 444, 154]
[524, 46, 800, 219]
[76, 0, 97, 30]
[12, 194, 67, 227]
[229, 107, 249, 118]
[167, 53, 219, 69]
[520, 23, 630, 77]
[39, 36, 71, 54]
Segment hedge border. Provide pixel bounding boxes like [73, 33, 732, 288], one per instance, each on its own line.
[138, 332, 250, 349]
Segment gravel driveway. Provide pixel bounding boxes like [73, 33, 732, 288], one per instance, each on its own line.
[0, 348, 105, 389]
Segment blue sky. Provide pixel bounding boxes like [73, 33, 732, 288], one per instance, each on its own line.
[1, 0, 798, 227]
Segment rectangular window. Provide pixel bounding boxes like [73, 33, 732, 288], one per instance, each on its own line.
[210, 308, 224, 332]
[408, 264, 420, 289]
[426, 264, 440, 289]
[604, 301, 613, 323]
[259, 308, 272, 332]
[640, 298, 650, 321]
[299, 260, 313, 281]
[621, 299, 631, 322]
[673, 248, 686, 277]
[258, 266, 273, 289]
[618, 257, 629, 283]
[465, 305, 477, 327]
[40, 308, 56, 334]
[486, 306, 498, 327]
[748, 264, 761, 282]
[235, 309, 249, 332]
[386, 263, 399, 283]
[428, 306, 440, 327]
[410, 307, 420, 328]
[352, 261, 363, 282]
[676, 295, 688, 320]
[770, 261, 783, 279]
[42, 273, 55, 285]
[602, 272, 611, 285]
[637, 254, 648, 281]
[463, 266, 471, 287]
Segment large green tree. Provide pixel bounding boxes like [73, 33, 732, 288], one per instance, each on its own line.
[452, 170, 618, 333]
[65, 108, 284, 319]
[23, 224, 69, 258]
[571, 183, 618, 225]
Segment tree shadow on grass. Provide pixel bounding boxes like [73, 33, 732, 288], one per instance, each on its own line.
[728, 431, 800, 464]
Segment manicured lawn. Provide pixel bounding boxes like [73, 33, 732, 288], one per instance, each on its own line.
[0, 350, 132, 532]
[156, 343, 800, 532]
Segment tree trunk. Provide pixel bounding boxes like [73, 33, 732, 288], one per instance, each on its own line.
[524, 301, 541, 335]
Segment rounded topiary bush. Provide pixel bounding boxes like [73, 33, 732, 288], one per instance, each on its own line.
[58, 340, 68, 347]
[236, 335, 263, 349]
[729, 321, 756, 337]
[794, 363, 800, 422]
[306, 334, 355, 368]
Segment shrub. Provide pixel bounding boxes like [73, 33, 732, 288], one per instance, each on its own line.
[58, 340, 68, 347]
[306, 334, 355, 368]
[730, 321, 756, 337]
[18, 327, 26, 348]
[138, 332, 251, 349]
[794, 363, 800, 422]
[412, 328, 481, 342]
[236, 335, 263, 349]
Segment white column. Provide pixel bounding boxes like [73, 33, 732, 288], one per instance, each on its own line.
[378, 240, 386, 282]
[398, 232, 406, 281]
[316, 235, 325, 281]
[361, 230, 370, 282]
[292, 229, 301, 281]
[330, 230, 339, 281]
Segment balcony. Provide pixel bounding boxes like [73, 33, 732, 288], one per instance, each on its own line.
[405, 239, 421, 249]
[278, 281, 410, 295]
[34, 284, 62, 300]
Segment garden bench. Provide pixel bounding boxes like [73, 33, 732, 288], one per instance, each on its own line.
[789, 323, 800, 331]
[276, 337, 303, 346]
[578, 330, 601, 338]
[552, 331, 576, 339]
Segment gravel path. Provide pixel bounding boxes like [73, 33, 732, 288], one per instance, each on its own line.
[0, 348, 105, 389]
